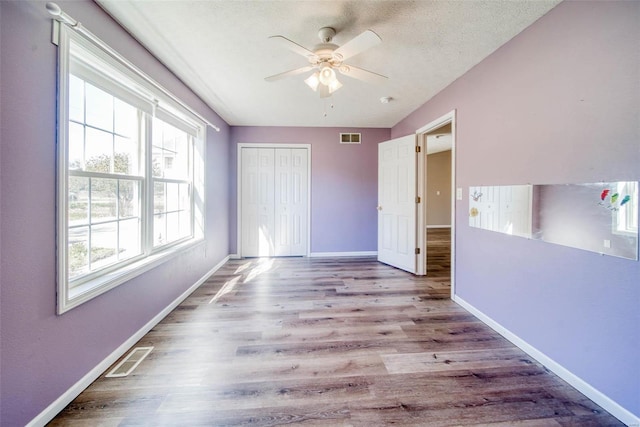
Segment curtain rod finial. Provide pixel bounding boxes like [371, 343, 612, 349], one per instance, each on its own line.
[46, 2, 61, 16]
[46, 2, 77, 26]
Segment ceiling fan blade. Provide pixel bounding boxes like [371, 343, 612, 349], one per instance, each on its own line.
[333, 30, 382, 61]
[338, 65, 388, 85]
[265, 65, 315, 82]
[269, 35, 316, 59]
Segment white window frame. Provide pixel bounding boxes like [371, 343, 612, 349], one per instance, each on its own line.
[56, 23, 206, 314]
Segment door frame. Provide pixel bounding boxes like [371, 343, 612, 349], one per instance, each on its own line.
[236, 143, 312, 258]
[415, 110, 456, 298]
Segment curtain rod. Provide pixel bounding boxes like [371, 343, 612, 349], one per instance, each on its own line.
[46, 2, 221, 132]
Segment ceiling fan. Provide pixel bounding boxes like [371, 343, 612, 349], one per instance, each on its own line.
[265, 27, 388, 98]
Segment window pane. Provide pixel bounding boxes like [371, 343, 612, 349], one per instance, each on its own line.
[153, 119, 190, 180]
[85, 127, 113, 173]
[154, 182, 165, 214]
[68, 226, 89, 279]
[69, 75, 84, 123]
[114, 136, 137, 175]
[170, 136, 189, 180]
[68, 122, 85, 171]
[154, 213, 166, 246]
[119, 218, 141, 260]
[90, 178, 117, 222]
[118, 180, 139, 219]
[85, 83, 113, 132]
[179, 210, 192, 239]
[166, 212, 180, 243]
[69, 176, 89, 226]
[166, 182, 179, 212]
[91, 223, 117, 269]
[152, 144, 163, 178]
[179, 183, 190, 210]
[114, 98, 137, 138]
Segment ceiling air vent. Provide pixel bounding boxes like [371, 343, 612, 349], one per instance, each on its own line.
[106, 346, 154, 378]
[340, 133, 361, 144]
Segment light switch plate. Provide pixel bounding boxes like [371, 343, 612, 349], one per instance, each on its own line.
[456, 188, 463, 200]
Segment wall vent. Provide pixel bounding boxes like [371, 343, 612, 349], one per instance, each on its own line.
[340, 133, 361, 144]
[106, 346, 154, 378]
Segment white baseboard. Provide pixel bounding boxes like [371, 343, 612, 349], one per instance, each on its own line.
[27, 255, 230, 427]
[454, 295, 640, 427]
[309, 251, 377, 258]
[228, 253, 241, 259]
[426, 225, 451, 228]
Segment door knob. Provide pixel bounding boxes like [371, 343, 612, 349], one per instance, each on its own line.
[377, 206, 382, 211]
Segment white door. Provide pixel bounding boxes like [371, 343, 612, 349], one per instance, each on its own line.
[241, 146, 308, 257]
[377, 135, 417, 273]
[274, 148, 308, 256]
[241, 148, 275, 257]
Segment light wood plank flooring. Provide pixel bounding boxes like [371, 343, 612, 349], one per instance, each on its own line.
[49, 257, 623, 426]
[426, 228, 451, 278]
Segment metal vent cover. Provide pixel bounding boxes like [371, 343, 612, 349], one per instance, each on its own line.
[340, 133, 361, 144]
[106, 346, 154, 378]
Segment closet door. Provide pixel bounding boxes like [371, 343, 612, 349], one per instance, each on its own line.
[274, 148, 308, 256]
[240, 146, 308, 257]
[241, 148, 275, 257]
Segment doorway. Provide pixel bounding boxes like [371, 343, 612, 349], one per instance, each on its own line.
[416, 111, 456, 298]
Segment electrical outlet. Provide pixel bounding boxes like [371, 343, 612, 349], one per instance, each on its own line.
[604, 239, 611, 248]
[456, 188, 463, 200]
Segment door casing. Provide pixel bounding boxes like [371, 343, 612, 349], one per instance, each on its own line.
[415, 110, 456, 299]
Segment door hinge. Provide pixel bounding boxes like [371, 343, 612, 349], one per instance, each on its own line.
[415, 196, 421, 203]
[415, 146, 421, 153]
[415, 248, 421, 255]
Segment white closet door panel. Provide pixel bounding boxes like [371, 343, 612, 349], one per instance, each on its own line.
[241, 148, 275, 257]
[274, 149, 291, 256]
[290, 149, 308, 255]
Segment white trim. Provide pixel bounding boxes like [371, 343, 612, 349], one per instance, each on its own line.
[310, 251, 377, 258]
[415, 110, 456, 298]
[454, 295, 640, 427]
[27, 255, 230, 427]
[236, 143, 312, 258]
[228, 253, 241, 260]
[61, 239, 205, 313]
[426, 225, 452, 229]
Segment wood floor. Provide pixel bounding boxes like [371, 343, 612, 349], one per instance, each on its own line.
[49, 255, 623, 426]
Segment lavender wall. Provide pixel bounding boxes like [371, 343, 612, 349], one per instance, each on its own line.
[230, 127, 390, 254]
[0, 2, 230, 425]
[393, 0, 639, 418]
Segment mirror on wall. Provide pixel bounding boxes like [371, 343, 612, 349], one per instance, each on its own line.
[469, 181, 638, 260]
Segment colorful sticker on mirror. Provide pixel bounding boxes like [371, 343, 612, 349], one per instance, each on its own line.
[599, 188, 631, 211]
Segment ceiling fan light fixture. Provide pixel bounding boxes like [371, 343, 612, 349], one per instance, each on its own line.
[318, 64, 336, 86]
[328, 78, 342, 94]
[304, 72, 320, 91]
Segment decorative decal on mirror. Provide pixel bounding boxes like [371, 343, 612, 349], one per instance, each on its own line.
[469, 182, 638, 260]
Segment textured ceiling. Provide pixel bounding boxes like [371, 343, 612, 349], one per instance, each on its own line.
[96, 0, 561, 128]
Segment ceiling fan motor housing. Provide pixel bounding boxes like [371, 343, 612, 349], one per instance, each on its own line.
[318, 27, 336, 43]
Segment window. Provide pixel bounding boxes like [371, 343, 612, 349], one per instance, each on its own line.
[57, 25, 205, 313]
[614, 181, 638, 236]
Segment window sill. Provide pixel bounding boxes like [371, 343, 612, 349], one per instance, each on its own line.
[58, 238, 205, 314]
